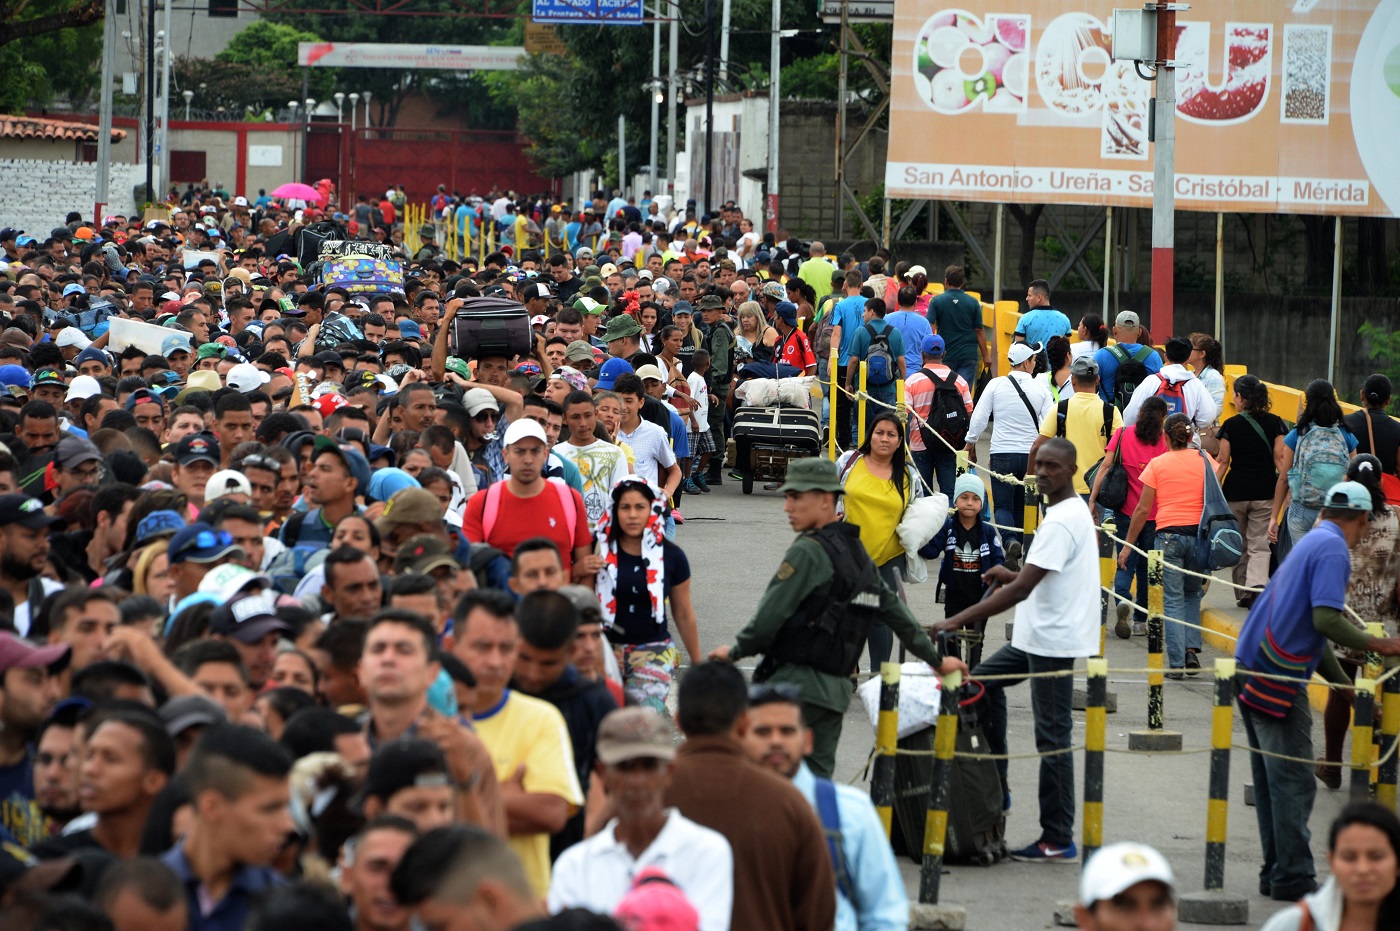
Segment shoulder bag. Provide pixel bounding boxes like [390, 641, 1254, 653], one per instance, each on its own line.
[1094, 428, 1131, 513]
[1195, 449, 1243, 570]
[1363, 411, 1400, 506]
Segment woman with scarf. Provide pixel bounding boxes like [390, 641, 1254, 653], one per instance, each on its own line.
[595, 475, 701, 713]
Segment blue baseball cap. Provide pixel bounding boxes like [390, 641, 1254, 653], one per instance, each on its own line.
[134, 509, 186, 545]
[62, 283, 86, 298]
[73, 347, 109, 368]
[160, 333, 192, 357]
[312, 434, 372, 496]
[921, 334, 946, 355]
[0, 365, 29, 389]
[594, 357, 634, 391]
[774, 301, 798, 325]
[1324, 481, 1373, 512]
[398, 320, 423, 340]
[168, 522, 242, 565]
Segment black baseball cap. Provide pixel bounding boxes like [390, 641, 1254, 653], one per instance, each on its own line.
[208, 591, 291, 644]
[357, 738, 452, 810]
[0, 495, 63, 530]
[174, 432, 221, 467]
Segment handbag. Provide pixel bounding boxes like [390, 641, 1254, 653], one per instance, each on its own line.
[1362, 411, 1400, 506]
[1094, 428, 1131, 513]
[1195, 449, 1243, 570]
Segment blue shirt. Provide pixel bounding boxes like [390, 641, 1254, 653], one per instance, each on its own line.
[831, 295, 868, 366]
[792, 763, 908, 931]
[1013, 307, 1072, 348]
[1236, 521, 1350, 711]
[847, 319, 906, 398]
[667, 409, 690, 458]
[1093, 343, 1162, 402]
[885, 310, 932, 375]
[162, 841, 284, 931]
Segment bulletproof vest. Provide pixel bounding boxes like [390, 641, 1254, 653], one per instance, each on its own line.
[758, 522, 884, 681]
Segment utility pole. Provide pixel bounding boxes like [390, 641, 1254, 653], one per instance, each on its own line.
[766, 0, 780, 233]
[143, 0, 155, 201]
[718, 0, 731, 84]
[157, 0, 172, 198]
[650, 7, 660, 198]
[1149, 2, 1179, 338]
[704, 0, 715, 215]
[665, 4, 678, 196]
[95, 0, 116, 223]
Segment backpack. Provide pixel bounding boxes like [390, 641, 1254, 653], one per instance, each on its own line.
[920, 368, 971, 451]
[813, 777, 856, 902]
[1154, 375, 1189, 417]
[481, 477, 577, 543]
[1196, 448, 1243, 570]
[1054, 398, 1115, 442]
[810, 304, 836, 359]
[1289, 424, 1351, 509]
[1108, 344, 1154, 410]
[863, 322, 896, 386]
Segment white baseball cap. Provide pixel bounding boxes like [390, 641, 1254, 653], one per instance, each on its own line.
[55, 328, 92, 350]
[502, 418, 547, 447]
[1079, 842, 1175, 907]
[226, 362, 271, 393]
[1008, 342, 1039, 365]
[205, 469, 253, 503]
[64, 375, 102, 402]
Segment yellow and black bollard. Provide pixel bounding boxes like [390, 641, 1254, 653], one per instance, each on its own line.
[1129, 551, 1182, 750]
[1098, 518, 1116, 657]
[1082, 658, 1107, 862]
[1352, 678, 1378, 799]
[857, 361, 869, 447]
[871, 662, 900, 838]
[919, 670, 961, 905]
[1379, 661, 1400, 810]
[1177, 658, 1248, 925]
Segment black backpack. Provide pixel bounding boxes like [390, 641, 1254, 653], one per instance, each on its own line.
[920, 368, 971, 451]
[1055, 397, 1115, 442]
[1108, 345, 1154, 410]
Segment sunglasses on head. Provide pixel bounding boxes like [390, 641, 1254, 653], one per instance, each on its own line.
[748, 682, 803, 704]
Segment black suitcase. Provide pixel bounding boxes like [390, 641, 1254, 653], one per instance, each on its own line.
[731, 406, 821, 495]
[449, 295, 532, 361]
[889, 682, 1008, 866]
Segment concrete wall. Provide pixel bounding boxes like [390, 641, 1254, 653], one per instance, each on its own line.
[776, 99, 886, 240]
[677, 94, 770, 221]
[0, 138, 88, 162]
[165, 126, 300, 193]
[0, 160, 144, 231]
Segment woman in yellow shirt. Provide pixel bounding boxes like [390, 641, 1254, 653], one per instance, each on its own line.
[836, 410, 921, 671]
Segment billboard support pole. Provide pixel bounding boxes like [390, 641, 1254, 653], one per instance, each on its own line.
[1102, 206, 1112, 320]
[992, 203, 1004, 304]
[835, 0, 848, 239]
[1328, 217, 1342, 385]
[1214, 211, 1224, 343]
[1149, 2, 1178, 338]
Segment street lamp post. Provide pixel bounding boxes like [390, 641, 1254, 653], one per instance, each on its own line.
[334, 92, 345, 123]
[303, 98, 316, 181]
[362, 91, 372, 129]
[182, 89, 193, 122]
[348, 92, 359, 132]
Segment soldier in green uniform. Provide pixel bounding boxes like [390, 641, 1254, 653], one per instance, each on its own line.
[709, 457, 967, 777]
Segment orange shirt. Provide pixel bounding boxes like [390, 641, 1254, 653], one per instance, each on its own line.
[1138, 449, 1211, 529]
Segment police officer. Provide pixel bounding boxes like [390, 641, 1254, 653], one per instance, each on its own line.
[709, 457, 966, 777]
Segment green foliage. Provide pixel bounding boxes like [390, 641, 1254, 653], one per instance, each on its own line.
[0, 8, 101, 112]
[215, 20, 336, 99]
[1359, 321, 1400, 413]
[781, 53, 839, 100]
[174, 57, 308, 119]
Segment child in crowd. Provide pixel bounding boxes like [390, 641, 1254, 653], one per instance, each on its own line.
[919, 473, 1005, 667]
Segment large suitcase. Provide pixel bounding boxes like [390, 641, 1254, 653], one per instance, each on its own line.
[321, 256, 405, 296]
[449, 295, 532, 361]
[889, 682, 1008, 866]
[731, 406, 821, 495]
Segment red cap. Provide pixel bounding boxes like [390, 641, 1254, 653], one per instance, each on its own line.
[0, 633, 69, 675]
[315, 393, 349, 418]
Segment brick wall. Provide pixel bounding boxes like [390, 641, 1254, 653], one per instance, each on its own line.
[0, 160, 144, 231]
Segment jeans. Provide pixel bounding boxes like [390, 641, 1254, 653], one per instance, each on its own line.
[1113, 512, 1154, 623]
[1281, 502, 1320, 564]
[867, 560, 901, 670]
[1158, 531, 1203, 668]
[913, 447, 958, 499]
[951, 359, 979, 391]
[989, 453, 1030, 546]
[1240, 689, 1316, 896]
[975, 644, 1076, 846]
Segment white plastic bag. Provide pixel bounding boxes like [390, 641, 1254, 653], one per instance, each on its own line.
[896, 493, 948, 585]
[857, 662, 944, 739]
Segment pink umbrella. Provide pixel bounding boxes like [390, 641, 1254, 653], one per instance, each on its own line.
[271, 182, 325, 204]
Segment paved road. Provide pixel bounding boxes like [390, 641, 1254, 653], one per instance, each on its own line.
[678, 472, 1354, 930]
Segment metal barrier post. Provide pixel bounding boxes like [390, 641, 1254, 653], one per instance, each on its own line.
[828, 347, 839, 461]
[1379, 660, 1399, 810]
[1129, 551, 1182, 750]
[1006, 476, 1039, 642]
[1179, 658, 1248, 925]
[857, 361, 869, 446]
[1098, 518, 1116, 657]
[1082, 658, 1107, 861]
[871, 662, 900, 837]
[918, 670, 961, 904]
[955, 450, 968, 479]
[896, 378, 907, 432]
[1352, 678, 1378, 799]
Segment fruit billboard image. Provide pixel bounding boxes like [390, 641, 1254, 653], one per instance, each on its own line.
[888, 1, 1400, 217]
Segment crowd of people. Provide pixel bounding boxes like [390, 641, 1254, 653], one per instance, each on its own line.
[0, 184, 1395, 931]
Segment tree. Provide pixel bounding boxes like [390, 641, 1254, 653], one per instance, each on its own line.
[0, 0, 102, 111]
[215, 20, 336, 100]
[174, 57, 307, 119]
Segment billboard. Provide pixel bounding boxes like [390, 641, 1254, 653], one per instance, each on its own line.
[886, 2, 1400, 217]
[530, 0, 644, 26]
[297, 43, 524, 70]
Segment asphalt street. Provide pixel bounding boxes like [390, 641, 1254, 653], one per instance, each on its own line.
[676, 469, 1356, 931]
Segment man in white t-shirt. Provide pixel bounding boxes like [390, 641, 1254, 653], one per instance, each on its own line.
[556, 390, 630, 531]
[934, 438, 1098, 865]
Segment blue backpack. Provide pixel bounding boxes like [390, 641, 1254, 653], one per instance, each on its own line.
[863, 323, 896, 386]
[814, 777, 855, 903]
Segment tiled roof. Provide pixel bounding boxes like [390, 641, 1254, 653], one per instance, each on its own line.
[0, 116, 125, 143]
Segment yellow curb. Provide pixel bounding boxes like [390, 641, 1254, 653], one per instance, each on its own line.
[1202, 608, 1329, 712]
